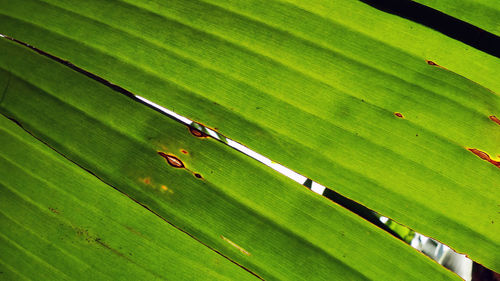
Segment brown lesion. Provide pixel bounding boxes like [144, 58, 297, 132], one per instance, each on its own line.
[468, 148, 500, 169]
[188, 126, 208, 138]
[425, 60, 448, 70]
[124, 225, 144, 238]
[489, 115, 500, 126]
[157, 151, 204, 181]
[394, 112, 404, 118]
[426, 60, 438, 66]
[158, 152, 185, 168]
[48, 207, 59, 214]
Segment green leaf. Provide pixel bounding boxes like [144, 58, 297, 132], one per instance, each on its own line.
[385, 220, 416, 245]
[0, 106, 257, 280]
[0, 38, 460, 280]
[411, 0, 500, 36]
[1, 0, 497, 271]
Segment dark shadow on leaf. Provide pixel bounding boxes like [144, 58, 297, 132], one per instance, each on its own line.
[359, 0, 500, 58]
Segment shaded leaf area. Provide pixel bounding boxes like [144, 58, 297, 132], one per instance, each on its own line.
[359, 0, 500, 58]
[0, 38, 460, 280]
[384, 220, 415, 245]
[410, 0, 500, 37]
[0, 0, 498, 270]
[0, 118, 257, 280]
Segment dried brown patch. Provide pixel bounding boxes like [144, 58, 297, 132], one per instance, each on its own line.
[489, 115, 500, 126]
[426, 60, 438, 66]
[189, 126, 207, 138]
[158, 152, 185, 168]
[468, 148, 500, 169]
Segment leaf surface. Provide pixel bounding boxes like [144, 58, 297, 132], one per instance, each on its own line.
[0, 107, 258, 281]
[0, 38, 462, 280]
[412, 0, 500, 37]
[3, 0, 498, 270]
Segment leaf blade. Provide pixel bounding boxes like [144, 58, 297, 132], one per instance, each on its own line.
[0, 37, 461, 280]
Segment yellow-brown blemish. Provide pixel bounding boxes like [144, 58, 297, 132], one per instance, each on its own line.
[220, 235, 251, 256]
[426, 60, 438, 66]
[143, 177, 151, 185]
[160, 185, 168, 191]
[426, 60, 447, 70]
[180, 149, 188, 155]
[489, 115, 500, 126]
[468, 148, 500, 169]
[125, 226, 144, 237]
[189, 126, 208, 138]
[158, 152, 185, 168]
[394, 112, 404, 118]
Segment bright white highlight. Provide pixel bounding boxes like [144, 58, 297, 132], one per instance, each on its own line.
[226, 139, 271, 164]
[226, 139, 306, 184]
[133, 94, 473, 278]
[269, 163, 307, 184]
[135, 95, 191, 125]
[205, 128, 221, 140]
[136, 95, 315, 187]
[311, 182, 326, 195]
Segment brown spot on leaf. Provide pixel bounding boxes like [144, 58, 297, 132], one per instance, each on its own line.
[158, 152, 185, 168]
[189, 126, 207, 138]
[143, 177, 151, 185]
[160, 185, 168, 191]
[489, 115, 500, 126]
[125, 226, 144, 237]
[95, 238, 129, 260]
[468, 148, 500, 169]
[426, 60, 438, 66]
[48, 207, 59, 214]
[180, 149, 188, 154]
[194, 173, 203, 179]
[394, 112, 404, 118]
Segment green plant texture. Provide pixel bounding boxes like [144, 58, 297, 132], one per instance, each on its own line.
[0, 0, 498, 280]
